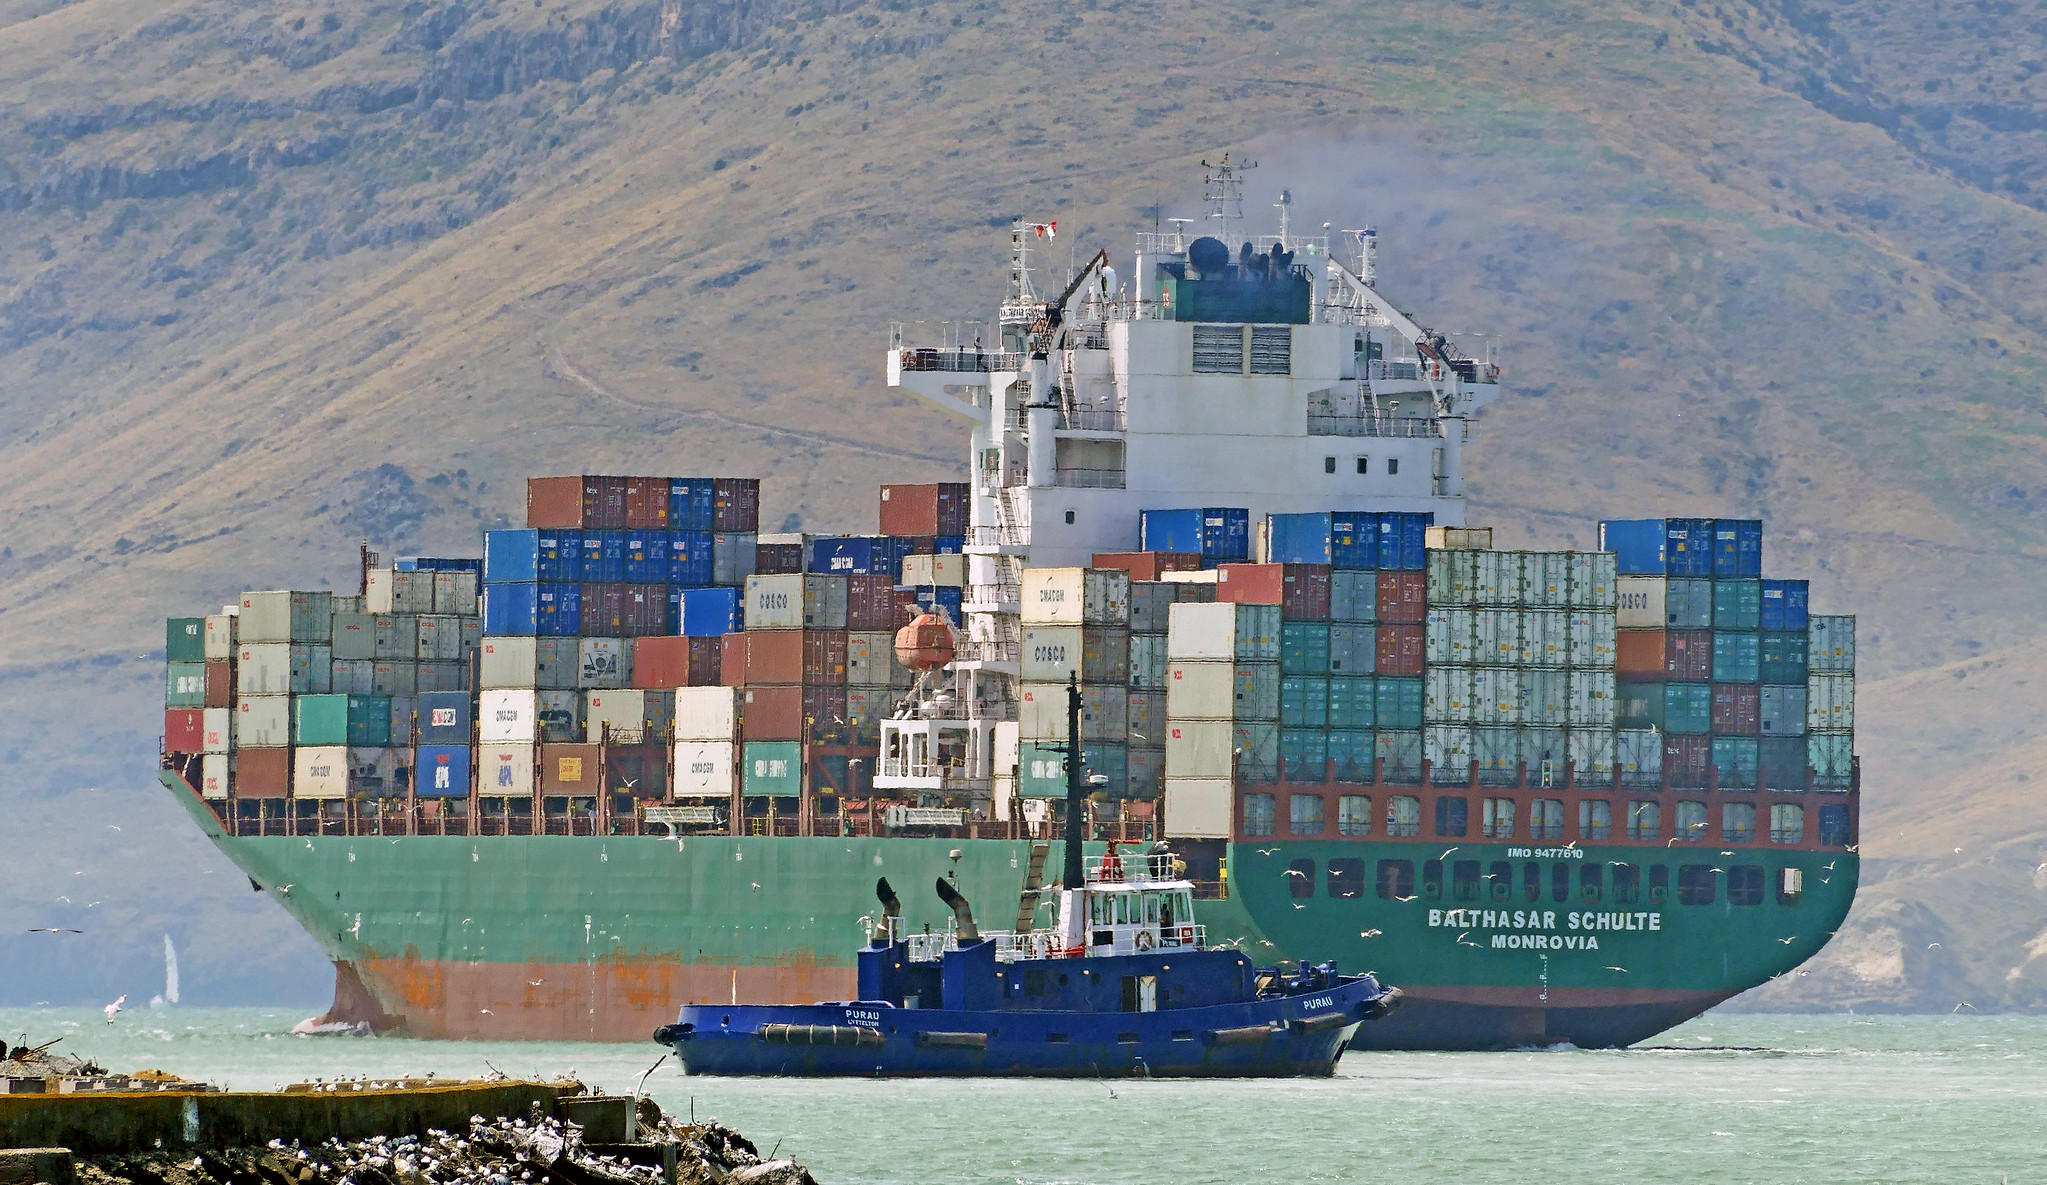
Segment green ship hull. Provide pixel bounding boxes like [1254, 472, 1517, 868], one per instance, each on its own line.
[161, 773, 1856, 1048]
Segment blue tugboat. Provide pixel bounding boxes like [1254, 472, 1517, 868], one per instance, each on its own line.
[653, 679, 1401, 1078]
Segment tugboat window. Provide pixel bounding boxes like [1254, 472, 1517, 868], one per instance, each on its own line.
[1487, 861, 1512, 902]
[1328, 858, 1364, 899]
[1376, 859, 1415, 899]
[1287, 859, 1316, 899]
[1677, 864, 1718, 906]
[1451, 860, 1481, 902]
[1421, 859, 1444, 899]
[1727, 865, 1766, 906]
[1612, 863, 1639, 904]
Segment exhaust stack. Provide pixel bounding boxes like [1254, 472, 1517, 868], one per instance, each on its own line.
[933, 878, 980, 943]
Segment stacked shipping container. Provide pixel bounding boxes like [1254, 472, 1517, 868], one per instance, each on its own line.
[1017, 568, 1134, 801]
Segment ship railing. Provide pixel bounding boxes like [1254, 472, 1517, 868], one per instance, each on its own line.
[1082, 852, 1180, 884]
[992, 930, 1068, 962]
[1307, 413, 1476, 440]
[1059, 408, 1126, 432]
[967, 525, 1030, 547]
[966, 582, 1022, 607]
[884, 804, 970, 829]
[962, 639, 1020, 663]
[1053, 467, 1126, 489]
[893, 346, 1022, 374]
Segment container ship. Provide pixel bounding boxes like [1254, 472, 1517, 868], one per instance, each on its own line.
[156, 162, 1859, 1049]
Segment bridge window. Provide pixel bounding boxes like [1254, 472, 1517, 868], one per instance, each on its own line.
[1627, 800, 1661, 841]
[1723, 802, 1757, 844]
[1422, 858, 1444, 899]
[1818, 804, 1851, 846]
[1727, 865, 1766, 906]
[1648, 864, 1670, 905]
[1532, 798, 1565, 840]
[1678, 864, 1718, 905]
[1612, 863, 1639, 904]
[1243, 792, 1276, 837]
[1770, 804, 1805, 844]
[1388, 458, 1400, 476]
[1329, 858, 1365, 899]
[1338, 794, 1372, 836]
[1435, 795, 1468, 838]
[1675, 799, 1709, 843]
[1356, 457, 1369, 475]
[1551, 863, 1571, 904]
[1580, 799, 1612, 841]
[1481, 797, 1516, 839]
[1324, 456, 1337, 474]
[1452, 859, 1481, 902]
[1387, 795, 1421, 837]
[1376, 859, 1414, 900]
[1287, 859, 1315, 900]
[1522, 861, 1542, 903]
[1290, 793, 1326, 836]
[1487, 860, 1512, 902]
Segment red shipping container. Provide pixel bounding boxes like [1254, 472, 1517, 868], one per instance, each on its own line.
[720, 634, 747, 687]
[1091, 552, 1203, 581]
[1216, 563, 1331, 620]
[1665, 735, 1711, 789]
[606, 745, 668, 799]
[878, 482, 969, 536]
[744, 630, 850, 685]
[165, 708, 204, 753]
[1376, 571, 1427, 624]
[890, 586, 920, 629]
[900, 536, 938, 556]
[1711, 683, 1760, 735]
[633, 637, 696, 688]
[846, 574, 899, 630]
[1665, 630, 1713, 681]
[527, 476, 627, 529]
[623, 477, 672, 530]
[236, 749, 290, 799]
[713, 478, 761, 532]
[741, 685, 847, 739]
[755, 543, 805, 575]
[1616, 631, 1667, 679]
[621, 584, 668, 637]
[1375, 624, 1425, 676]
[581, 583, 627, 636]
[205, 660, 234, 707]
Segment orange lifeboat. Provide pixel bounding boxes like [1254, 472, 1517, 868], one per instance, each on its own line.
[894, 612, 956, 671]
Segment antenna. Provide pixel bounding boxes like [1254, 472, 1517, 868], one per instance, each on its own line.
[1199, 152, 1256, 245]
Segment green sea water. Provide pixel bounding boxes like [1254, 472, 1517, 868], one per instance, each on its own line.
[1, 1008, 2038, 1184]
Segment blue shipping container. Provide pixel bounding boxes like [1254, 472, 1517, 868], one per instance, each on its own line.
[676, 586, 744, 637]
[933, 535, 967, 555]
[537, 530, 580, 582]
[417, 691, 472, 744]
[537, 583, 582, 636]
[1267, 513, 1334, 564]
[483, 583, 540, 635]
[669, 479, 717, 532]
[1666, 518, 1714, 577]
[415, 744, 471, 798]
[1712, 519, 1764, 579]
[1330, 729, 1375, 781]
[395, 557, 482, 572]
[667, 530, 715, 587]
[623, 530, 666, 584]
[1759, 579, 1811, 632]
[1140, 508, 1250, 562]
[1376, 512, 1431, 570]
[914, 585, 964, 622]
[811, 536, 915, 579]
[1330, 513, 1377, 569]
[580, 530, 626, 583]
[1600, 519, 1667, 574]
[485, 530, 540, 585]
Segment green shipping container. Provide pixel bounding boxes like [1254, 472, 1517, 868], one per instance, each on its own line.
[348, 695, 393, 747]
[295, 694, 351, 746]
[1279, 676, 1329, 728]
[1712, 735, 1759, 789]
[1375, 676, 1424, 731]
[165, 662, 207, 708]
[743, 741, 804, 797]
[1712, 631, 1760, 683]
[1331, 729, 1375, 781]
[166, 618, 207, 663]
[1328, 676, 1376, 730]
[1760, 735, 1806, 790]
[1281, 728, 1329, 782]
[1019, 741, 1127, 798]
[1711, 580, 1761, 631]
[1655, 682, 1713, 735]
[1759, 631, 1809, 685]
[1280, 622, 1331, 675]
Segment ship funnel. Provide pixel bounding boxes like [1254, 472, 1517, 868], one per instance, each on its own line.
[873, 877, 901, 944]
[933, 878, 980, 943]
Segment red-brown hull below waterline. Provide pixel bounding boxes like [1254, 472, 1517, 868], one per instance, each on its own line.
[1344, 985, 1736, 1050]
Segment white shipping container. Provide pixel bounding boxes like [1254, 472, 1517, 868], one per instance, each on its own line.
[1522, 668, 1569, 726]
[1809, 616, 1856, 673]
[293, 745, 349, 799]
[1523, 727, 1568, 778]
[433, 571, 480, 616]
[1618, 729, 1663, 781]
[901, 553, 965, 588]
[1471, 667, 1520, 726]
[1160, 569, 1219, 583]
[204, 614, 237, 660]
[1808, 674, 1855, 731]
[1471, 550, 1515, 607]
[1165, 719, 1235, 778]
[1425, 525, 1494, 551]
[1520, 552, 1570, 609]
[1472, 610, 1518, 666]
[1425, 666, 1475, 725]
[1166, 602, 1280, 661]
[586, 689, 648, 744]
[672, 687, 742, 741]
[993, 720, 1020, 783]
[1018, 682, 1128, 741]
[1566, 552, 1618, 609]
[1567, 610, 1618, 668]
[1021, 567, 1131, 626]
[744, 574, 848, 631]
[1473, 726, 1520, 778]
[846, 632, 905, 686]
[480, 637, 538, 689]
[1019, 626, 1129, 684]
[1164, 778, 1234, 839]
[674, 741, 737, 797]
[1615, 577, 1666, 629]
[1426, 549, 1478, 608]
[1425, 609, 1472, 666]
[578, 638, 629, 689]
[1567, 669, 1617, 726]
[479, 689, 538, 743]
[202, 707, 232, 754]
[478, 743, 535, 797]
[366, 569, 434, 614]
[1522, 610, 1570, 667]
[1568, 727, 1617, 780]
[1166, 661, 1236, 720]
[200, 753, 229, 799]
[1425, 725, 1474, 778]
[417, 615, 464, 661]
[236, 591, 294, 643]
[237, 644, 291, 695]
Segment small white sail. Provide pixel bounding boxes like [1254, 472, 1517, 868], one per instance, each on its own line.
[163, 934, 181, 1006]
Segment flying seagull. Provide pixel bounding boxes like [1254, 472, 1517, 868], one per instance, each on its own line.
[104, 995, 126, 1024]
[29, 928, 82, 935]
